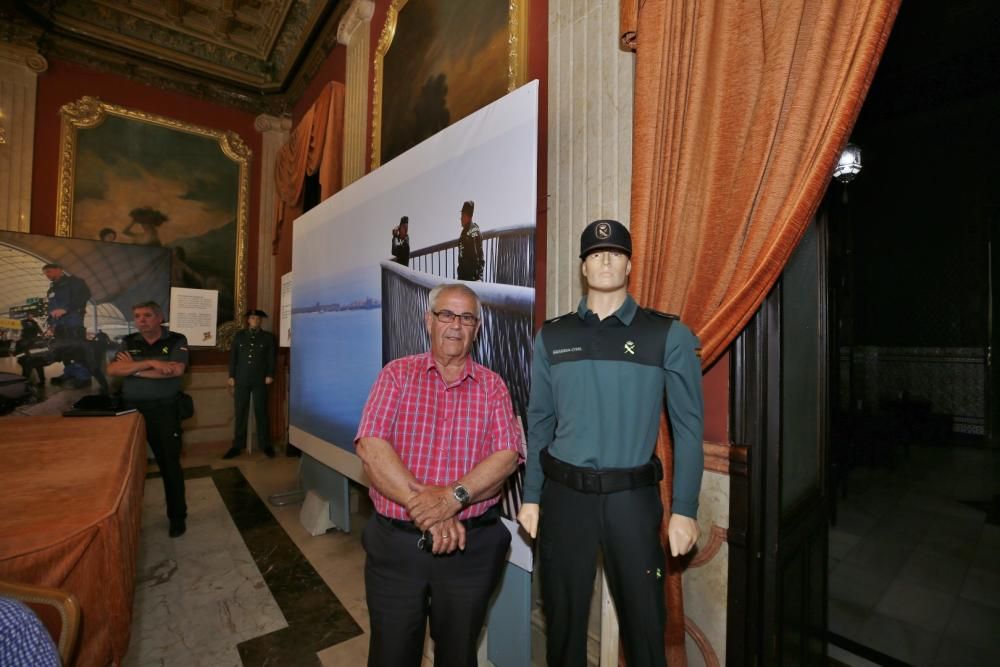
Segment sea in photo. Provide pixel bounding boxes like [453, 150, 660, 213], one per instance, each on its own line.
[289, 308, 382, 452]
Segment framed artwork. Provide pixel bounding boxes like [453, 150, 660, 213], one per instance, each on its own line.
[371, 0, 529, 168]
[55, 96, 250, 343]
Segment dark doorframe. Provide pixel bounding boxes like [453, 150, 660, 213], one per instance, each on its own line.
[989, 214, 999, 444]
[727, 215, 831, 665]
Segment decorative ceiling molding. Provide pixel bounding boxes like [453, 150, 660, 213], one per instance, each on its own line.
[7, 1, 349, 114]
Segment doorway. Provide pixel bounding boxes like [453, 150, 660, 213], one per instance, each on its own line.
[825, 1, 1000, 664]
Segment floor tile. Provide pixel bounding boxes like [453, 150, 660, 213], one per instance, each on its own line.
[874, 579, 957, 634]
[858, 613, 941, 666]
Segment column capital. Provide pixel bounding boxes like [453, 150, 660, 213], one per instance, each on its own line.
[254, 114, 292, 134]
[0, 43, 48, 73]
[336, 0, 375, 46]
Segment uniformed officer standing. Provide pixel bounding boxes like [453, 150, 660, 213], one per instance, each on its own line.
[223, 309, 276, 459]
[107, 301, 190, 537]
[518, 220, 704, 667]
[391, 216, 410, 266]
[456, 200, 484, 281]
[42, 263, 92, 388]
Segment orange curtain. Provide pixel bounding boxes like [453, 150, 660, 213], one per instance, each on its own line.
[272, 81, 346, 253]
[622, 0, 899, 663]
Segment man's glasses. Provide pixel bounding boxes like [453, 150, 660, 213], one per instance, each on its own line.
[432, 310, 479, 326]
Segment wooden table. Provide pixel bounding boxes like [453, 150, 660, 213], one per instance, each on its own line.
[0, 413, 146, 666]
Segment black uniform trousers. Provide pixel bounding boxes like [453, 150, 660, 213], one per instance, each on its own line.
[362, 514, 511, 667]
[539, 479, 667, 667]
[232, 380, 270, 450]
[135, 398, 187, 525]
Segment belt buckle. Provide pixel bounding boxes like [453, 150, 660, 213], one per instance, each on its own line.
[581, 472, 602, 493]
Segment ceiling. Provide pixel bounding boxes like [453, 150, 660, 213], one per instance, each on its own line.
[6, 0, 348, 114]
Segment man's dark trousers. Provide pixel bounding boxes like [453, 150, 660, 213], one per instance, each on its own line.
[539, 479, 667, 667]
[233, 380, 269, 450]
[135, 399, 187, 524]
[363, 515, 511, 667]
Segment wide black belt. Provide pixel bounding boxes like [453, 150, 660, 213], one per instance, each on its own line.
[377, 503, 501, 533]
[541, 448, 663, 494]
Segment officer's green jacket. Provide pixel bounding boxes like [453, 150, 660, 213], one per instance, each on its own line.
[524, 295, 704, 518]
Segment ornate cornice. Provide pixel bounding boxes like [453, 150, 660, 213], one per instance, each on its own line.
[337, 0, 375, 46]
[42, 34, 281, 115]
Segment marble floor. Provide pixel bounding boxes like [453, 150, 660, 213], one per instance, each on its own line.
[828, 441, 1000, 667]
[126, 444, 384, 666]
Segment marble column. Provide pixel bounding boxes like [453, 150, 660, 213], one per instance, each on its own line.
[337, 0, 374, 187]
[547, 0, 634, 318]
[253, 114, 292, 320]
[0, 44, 46, 232]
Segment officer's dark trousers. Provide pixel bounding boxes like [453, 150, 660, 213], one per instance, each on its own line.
[232, 381, 269, 450]
[136, 399, 187, 525]
[362, 514, 511, 667]
[539, 479, 667, 667]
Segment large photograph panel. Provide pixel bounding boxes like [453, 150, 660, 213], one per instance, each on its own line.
[291, 82, 538, 456]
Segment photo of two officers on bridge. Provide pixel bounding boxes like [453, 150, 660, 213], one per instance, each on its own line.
[390, 199, 486, 282]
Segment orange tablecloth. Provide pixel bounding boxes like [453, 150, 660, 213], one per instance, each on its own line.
[0, 413, 146, 667]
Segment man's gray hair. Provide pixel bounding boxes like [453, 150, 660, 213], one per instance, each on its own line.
[132, 300, 163, 317]
[427, 284, 482, 319]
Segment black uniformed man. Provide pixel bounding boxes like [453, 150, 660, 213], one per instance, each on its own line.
[456, 200, 484, 281]
[518, 220, 704, 667]
[107, 301, 190, 537]
[391, 216, 410, 266]
[223, 309, 276, 459]
[42, 263, 92, 388]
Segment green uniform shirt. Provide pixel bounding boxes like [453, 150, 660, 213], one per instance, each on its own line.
[524, 295, 704, 518]
[119, 328, 189, 402]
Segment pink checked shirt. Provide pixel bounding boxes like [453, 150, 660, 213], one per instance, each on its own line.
[355, 352, 524, 520]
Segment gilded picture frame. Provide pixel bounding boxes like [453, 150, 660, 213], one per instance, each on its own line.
[55, 96, 250, 346]
[371, 0, 529, 169]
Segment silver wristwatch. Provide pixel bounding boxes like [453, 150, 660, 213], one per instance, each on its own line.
[452, 484, 471, 507]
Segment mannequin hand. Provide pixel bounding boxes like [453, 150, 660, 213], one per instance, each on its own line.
[265, 376, 273, 385]
[667, 514, 700, 557]
[227, 377, 235, 387]
[517, 503, 539, 539]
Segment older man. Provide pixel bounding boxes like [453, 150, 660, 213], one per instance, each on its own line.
[518, 220, 704, 667]
[107, 301, 189, 537]
[355, 283, 522, 667]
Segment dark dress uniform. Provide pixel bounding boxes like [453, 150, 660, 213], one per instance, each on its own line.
[457, 222, 484, 281]
[46, 272, 92, 385]
[229, 326, 276, 453]
[120, 327, 190, 530]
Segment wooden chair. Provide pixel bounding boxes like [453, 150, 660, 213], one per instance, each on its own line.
[0, 580, 80, 665]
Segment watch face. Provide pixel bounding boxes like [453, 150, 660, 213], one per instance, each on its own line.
[454, 485, 471, 505]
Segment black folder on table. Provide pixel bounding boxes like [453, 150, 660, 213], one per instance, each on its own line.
[63, 394, 137, 417]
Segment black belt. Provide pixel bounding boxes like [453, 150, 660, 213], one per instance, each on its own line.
[541, 448, 663, 494]
[376, 504, 501, 533]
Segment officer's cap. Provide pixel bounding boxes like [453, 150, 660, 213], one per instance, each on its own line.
[580, 219, 632, 258]
[461, 201, 475, 216]
[42, 262, 62, 270]
[245, 309, 268, 318]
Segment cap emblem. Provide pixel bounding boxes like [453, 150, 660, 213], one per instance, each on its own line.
[596, 222, 611, 239]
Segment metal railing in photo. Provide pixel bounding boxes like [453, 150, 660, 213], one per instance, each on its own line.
[407, 225, 535, 287]
[380, 260, 534, 518]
